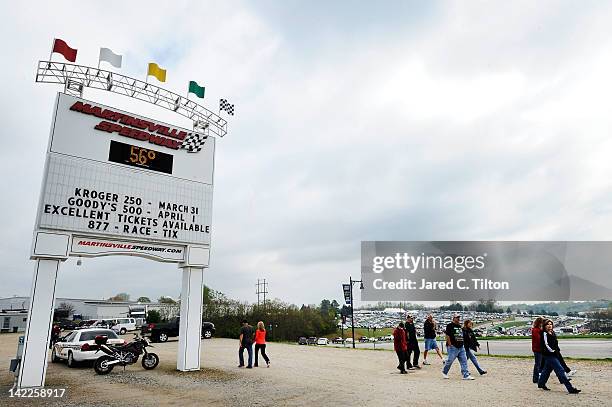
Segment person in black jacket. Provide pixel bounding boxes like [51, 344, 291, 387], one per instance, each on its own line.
[537, 319, 581, 394]
[404, 315, 420, 369]
[462, 320, 486, 375]
[423, 314, 444, 365]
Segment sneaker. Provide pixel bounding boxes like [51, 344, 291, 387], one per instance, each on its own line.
[538, 385, 550, 391]
[238, 365, 244, 368]
[463, 375, 475, 380]
[568, 370, 577, 377]
[423, 360, 431, 365]
[407, 367, 416, 370]
[400, 370, 408, 374]
[246, 366, 253, 369]
[568, 388, 581, 394]
[479, 370, 487, 375]
[414, 365, 421, 369]
[442, 373, 449, 379]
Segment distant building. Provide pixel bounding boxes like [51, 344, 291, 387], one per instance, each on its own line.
[0, 296, 178, 327]
[0, 310, 28, 333]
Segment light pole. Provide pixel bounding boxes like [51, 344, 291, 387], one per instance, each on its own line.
[349, 276, 364, 349]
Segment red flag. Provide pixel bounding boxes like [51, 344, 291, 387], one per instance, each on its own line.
[52, 39, 77, 62]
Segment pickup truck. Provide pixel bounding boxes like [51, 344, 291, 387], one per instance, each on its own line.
[141, 317, 216, 342]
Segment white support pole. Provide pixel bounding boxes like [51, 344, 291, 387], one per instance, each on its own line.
[177, 266, 204, 371]
[17, 259, 60, 388]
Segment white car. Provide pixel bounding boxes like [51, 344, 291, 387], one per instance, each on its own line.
[317, 338, 329, 345]
[111, 318, 137, 335]
[51, 328, 124, 367]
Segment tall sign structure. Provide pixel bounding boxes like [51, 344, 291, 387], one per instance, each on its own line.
[19, 60, 226, 388]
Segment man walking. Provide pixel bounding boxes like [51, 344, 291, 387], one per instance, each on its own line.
[405, 315, 421, 369]
[423, 314, 445, 365]
[442, 314, 474, 380]
[238, 319, 254, 368]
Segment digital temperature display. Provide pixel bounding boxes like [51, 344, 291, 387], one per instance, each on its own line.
[108, 140, 173, 174]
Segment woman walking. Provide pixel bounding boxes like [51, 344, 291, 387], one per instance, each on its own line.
[537, 319, 581, 393]
[254, 321, 270, 367]
[462, 320, 487, 375]
[531, 317, 543, 383]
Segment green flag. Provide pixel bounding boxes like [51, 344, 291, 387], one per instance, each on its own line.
[188, 80, 205, 98]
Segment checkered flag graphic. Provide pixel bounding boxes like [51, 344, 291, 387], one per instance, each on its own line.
[219, 98, 235, 115]
[180, 132, 208, 153]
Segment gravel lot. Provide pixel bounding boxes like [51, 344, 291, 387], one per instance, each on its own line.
[1, 333, 610, 406]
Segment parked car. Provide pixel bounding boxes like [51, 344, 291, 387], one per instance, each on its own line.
[317, 338, 329, 345]
[141, 317, 215, 342]
[51, 328, 124, 367]
[111, 318, 137, 334]
[331, 337, 344, 344]
[55, 319, 78, 331]
[91, 319, 117, 329]
[298, 337, 308, 345]
[77, 319, 97, 329]
[358, 336, 369, 343]
[307, 337, 317, 345]
[345, 337, 354, 344]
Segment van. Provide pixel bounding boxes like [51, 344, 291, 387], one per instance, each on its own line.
[111, 318, 136, 334]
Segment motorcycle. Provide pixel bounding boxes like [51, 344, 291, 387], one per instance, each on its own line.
[93, 333, 159, 375]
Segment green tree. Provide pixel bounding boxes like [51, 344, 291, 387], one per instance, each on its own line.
[146, 310, 161, 323]
[109, 293, 130, 301]
[158, 296, 177, 304]
[137, 297, 151, 303]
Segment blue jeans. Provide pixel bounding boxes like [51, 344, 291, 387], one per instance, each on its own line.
[533, 352, 542, 383]
[442, 345, 470, 378]
[239, 343, 253, 367]
[465, 348, 485, 374]
[538, 354, 572, 391]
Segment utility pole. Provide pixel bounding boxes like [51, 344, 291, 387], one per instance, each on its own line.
[348, 276, 363, 349]
[255, 279, 269, 309]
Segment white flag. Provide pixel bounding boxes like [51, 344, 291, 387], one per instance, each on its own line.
[99, 47, 122, 68]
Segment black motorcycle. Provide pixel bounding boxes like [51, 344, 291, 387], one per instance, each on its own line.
[93, 333, 159, 375]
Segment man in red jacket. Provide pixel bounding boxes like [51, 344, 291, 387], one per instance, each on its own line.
[393, 322, 408, 374]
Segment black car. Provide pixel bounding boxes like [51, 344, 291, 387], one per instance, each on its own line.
[55, 319, 78, 330]
[141, 317, 215, 342]
[298, 337, 307, 345]
[307, 337, 317, 345]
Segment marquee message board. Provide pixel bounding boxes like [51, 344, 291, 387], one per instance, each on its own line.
[34, 93, 215, 248]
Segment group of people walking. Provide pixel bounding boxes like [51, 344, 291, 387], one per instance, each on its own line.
[392, 313, 582, 394]
[238, 320, 271, 369]
[531, 317, 580, 393]
[393, 313, 486, 379]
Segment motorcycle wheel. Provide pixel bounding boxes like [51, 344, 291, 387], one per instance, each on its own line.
[94, 356, 115, 375]
[141, 353, 159, 370]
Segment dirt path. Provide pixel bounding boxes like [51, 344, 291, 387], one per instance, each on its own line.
[1, 333, 610, 406]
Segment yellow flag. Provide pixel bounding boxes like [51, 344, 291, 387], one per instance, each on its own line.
[147, 62, 167, 82]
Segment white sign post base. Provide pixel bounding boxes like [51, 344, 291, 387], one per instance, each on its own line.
[177, 266, 204, 371]
[17, 259, 61, 388]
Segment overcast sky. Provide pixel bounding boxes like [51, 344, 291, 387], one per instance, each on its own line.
[1, 1, 612, 306]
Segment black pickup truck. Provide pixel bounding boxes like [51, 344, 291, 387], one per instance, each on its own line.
[141, 317, 216, 342]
